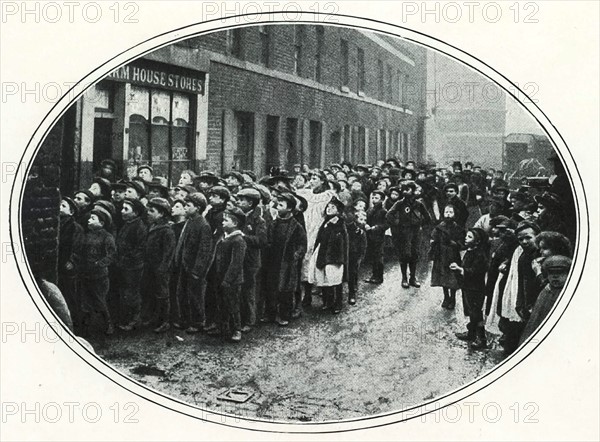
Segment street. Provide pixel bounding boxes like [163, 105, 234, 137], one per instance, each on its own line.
[94, 255, 504, 423]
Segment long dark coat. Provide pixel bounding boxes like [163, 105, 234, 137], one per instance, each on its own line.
[242, 206, 267, 271]
[314, 217, 349, 270]
[429, 220, 464, 289]
[144, 221, 176, 274]
[174, 212, 213, 278]
[116, 216, 147, 270]
[265, 216, 307, 293]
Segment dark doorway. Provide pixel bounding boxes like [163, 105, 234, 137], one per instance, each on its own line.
[93, 118, 113, 171]
[234, 111, 254, 170]
[265, 115, 280, 173]
[309, 120, 322, 168]
[285, 118, 299, 169]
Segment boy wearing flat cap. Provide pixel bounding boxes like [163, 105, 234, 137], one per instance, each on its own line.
[204, 185, 231, 332]
[210, 207, 247, 341]
[174, 193, 213, 333]
[58, 196, 83, 330]
[236, 188, 267, 332]
[519, 255, 572, 345]
[72, 206, 116, 336]
[116, 198, 148, 331]
[143, 198, 176, 333]
[264, 192, 307, 326]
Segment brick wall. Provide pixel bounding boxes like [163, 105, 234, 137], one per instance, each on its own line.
[21, 119, 63, 283]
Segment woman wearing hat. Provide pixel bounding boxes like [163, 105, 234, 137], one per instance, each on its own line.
[307, 197, 349, 314]
[534, 192, 567, 236]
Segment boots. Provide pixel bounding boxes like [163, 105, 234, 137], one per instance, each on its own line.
[470, 326, 487, 350]
[408, 261, 420, 287]
[447, 290, 456, 309]
[455, 323, 475, 341]
[441, 289, 449, 308]
[301, 282, 313, 307]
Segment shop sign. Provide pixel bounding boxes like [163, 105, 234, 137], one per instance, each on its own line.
[107, 59, 205, 95]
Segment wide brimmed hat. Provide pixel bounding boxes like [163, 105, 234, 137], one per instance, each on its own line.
[125, 180, 147, 197]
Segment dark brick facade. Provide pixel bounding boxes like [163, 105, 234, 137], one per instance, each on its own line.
[21, 119, 63, 283]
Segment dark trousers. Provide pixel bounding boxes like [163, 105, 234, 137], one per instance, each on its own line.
[366, 237, 384, 280]
[142, 269, 171, 325]
[241, 266, 259, 326]
[169, 267, 181, 324]
[58, 272, 79, 328]
[177, 269, 206, 329]
[205, 266, 219, 326]
[218, 284, 242, 335]
[462, 288, 485, 332]
[80, 276, 111, 332]
[347, 255, 362, 299]
[119, 267, 143, 325]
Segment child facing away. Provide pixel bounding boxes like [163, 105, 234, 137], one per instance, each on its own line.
[450, 227, 490, 350]
[429, 204, 464, 309]
[210, 207, 247, 342]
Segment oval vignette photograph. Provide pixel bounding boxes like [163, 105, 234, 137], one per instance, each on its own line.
[18, 22, 581, 424]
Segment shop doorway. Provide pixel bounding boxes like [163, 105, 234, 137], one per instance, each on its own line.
[93, 118, 113, 171]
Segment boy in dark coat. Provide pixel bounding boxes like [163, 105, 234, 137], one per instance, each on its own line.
[116, 198, 147, 331]
[174, 193, 213, 333]
[58, 197, 83, 330]
[143, 198, 176, 333]
[364, 190, 387, 284]
[264, 192, 307, 326]
[345, 208, 367, 305]
[209, 208, 248, 341]
[204, 185, 231, 332]
[386, 181, 431, 288]
[236, 188, 267, 332]
[168, 199, 187, 327]
[450, 228, 490, 350]
[72, 206, 116, 336]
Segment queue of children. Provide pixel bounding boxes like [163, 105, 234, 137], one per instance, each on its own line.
[56, 157, 574, 353]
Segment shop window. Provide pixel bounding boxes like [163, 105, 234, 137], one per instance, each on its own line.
[234, 111, 254, 171]
[127, 86, 194, 185]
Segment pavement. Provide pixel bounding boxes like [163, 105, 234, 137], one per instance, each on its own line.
[93, 256, 505, 423]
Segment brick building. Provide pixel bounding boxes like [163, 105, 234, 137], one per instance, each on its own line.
[60, 24, 427, 192]
[424, 50, 506, 169]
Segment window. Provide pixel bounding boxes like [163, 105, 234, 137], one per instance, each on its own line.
[314, 26, 324, 82]
[286, 118, 299, 168]
[227, 28, 243, 58]
[357, 127, 366, 163]
[309, 120, 322, 167]
[343, 125, 351, 160]
[340, 39, 349, 87]
[127, 86, 194, 185]
[398, 69, 403, 105]
[377, 59, 384, 101]
[93, 81, 115, 112]
[294, 25, 304, 75]
[357, 47, 365, 93]
[234, 111, 255, 170]
[379, 129, 387, 159]
[402, 132, 410, 160]
[387, 64, 393, 103]
[258, 25, 270, 67]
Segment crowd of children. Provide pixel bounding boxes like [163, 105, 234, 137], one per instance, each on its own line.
[56, 155, 575, 354]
